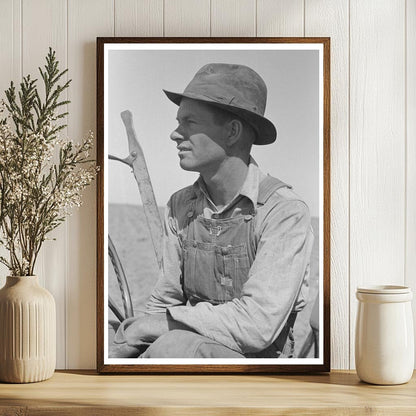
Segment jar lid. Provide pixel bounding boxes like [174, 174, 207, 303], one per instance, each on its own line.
[357, 285, 411, 294]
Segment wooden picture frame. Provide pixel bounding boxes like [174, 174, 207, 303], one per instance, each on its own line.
[97, 37, 330, 373]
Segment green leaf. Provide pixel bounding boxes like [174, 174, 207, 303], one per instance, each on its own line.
[0, 47, 95, 281]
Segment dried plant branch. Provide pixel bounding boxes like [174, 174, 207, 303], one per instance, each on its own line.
[0, 48, 97, 276]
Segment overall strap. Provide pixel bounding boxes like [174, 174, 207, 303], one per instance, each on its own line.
[257, 175, 292, 205]
[273, 311, 298, 357]
[255, 175, 299, 357]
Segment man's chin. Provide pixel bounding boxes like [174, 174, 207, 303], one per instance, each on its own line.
[179, 159, 198, 172]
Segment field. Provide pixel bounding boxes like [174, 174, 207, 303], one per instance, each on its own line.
[108, 204, 319, 358]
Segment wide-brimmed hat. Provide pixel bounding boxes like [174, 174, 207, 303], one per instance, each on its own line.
[163, 63, 277, 145]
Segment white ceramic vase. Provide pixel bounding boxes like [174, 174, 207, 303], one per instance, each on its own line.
[0, 276, 56, 383]
[355, 285, 414, 385]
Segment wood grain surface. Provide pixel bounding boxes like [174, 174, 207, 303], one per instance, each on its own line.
[164, 0, 210, 37]
[22, 0, 68, 369]
[257, 0, 304, 37]
[96, 37, 330, 374]
[349, 0, 406, 369]
[0, 0, 414, 371]
[0, 371, 415, 415]
[406, 0, 416, 366]
[115, 0, 163, 37]
[305, 0, 349, 371]
[211, 0, 256, 37]
[67, 0, 114, 370]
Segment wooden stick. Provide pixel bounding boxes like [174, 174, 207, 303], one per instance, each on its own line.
[120, 110, 163, 270]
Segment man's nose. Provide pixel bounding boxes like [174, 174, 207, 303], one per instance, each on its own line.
[170, 129, 184, 142]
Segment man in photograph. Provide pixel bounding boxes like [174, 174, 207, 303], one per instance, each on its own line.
[113, 63, 314, 358]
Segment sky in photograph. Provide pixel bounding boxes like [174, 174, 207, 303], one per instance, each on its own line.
[107, 47, 320, 217]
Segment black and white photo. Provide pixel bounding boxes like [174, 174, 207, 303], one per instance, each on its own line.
[97, 38, 330, 373]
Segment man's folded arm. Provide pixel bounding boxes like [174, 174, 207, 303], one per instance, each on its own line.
[113, 202, 187, 352]
[116, 198, 314, 355]
[168, 199, 314, 354]
[146, 201, 187, 312]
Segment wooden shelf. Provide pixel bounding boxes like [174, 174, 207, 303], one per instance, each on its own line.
[0, 370, 415, 415]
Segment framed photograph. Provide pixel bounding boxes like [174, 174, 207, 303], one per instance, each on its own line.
[97, 37, 330, 373]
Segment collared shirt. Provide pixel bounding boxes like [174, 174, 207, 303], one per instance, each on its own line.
[146, 159, 314, 354]
[196, 157, 261, 219]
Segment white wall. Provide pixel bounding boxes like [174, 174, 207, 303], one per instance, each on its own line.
[0, 0, 414, 370]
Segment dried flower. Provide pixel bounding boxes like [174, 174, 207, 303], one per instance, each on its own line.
[0, 48, 97, 276]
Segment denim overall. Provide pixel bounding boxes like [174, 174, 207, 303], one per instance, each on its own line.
[179, 175, 297, 358]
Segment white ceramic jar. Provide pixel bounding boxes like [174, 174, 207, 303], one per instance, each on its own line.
[355, 285, 414, 385]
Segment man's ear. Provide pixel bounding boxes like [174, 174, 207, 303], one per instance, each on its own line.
[227, 119, 244, 146]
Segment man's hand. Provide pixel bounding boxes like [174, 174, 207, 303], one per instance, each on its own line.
[111, 311, 194, 357]
[127, 311, 194, 342]
[109, 341, 144, 358]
